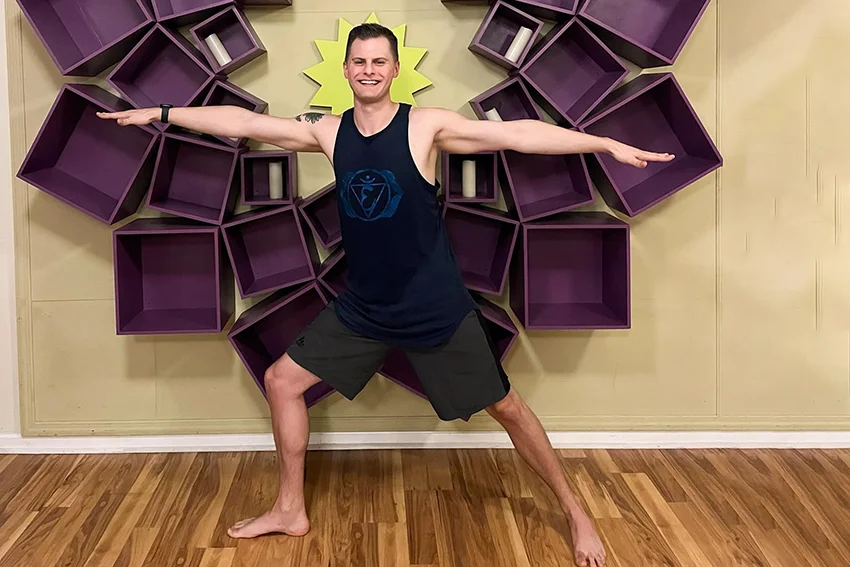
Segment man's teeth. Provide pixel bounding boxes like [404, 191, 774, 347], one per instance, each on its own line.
[361, 80, 378, 84]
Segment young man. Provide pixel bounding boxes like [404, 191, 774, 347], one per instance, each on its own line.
[99, 22, 672, 567]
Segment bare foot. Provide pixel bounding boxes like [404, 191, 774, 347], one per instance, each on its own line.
[227, 506, 310, 539]
[569, 509, 606, 567]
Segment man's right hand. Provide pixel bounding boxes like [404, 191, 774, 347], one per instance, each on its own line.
[97, 108, 159, 127]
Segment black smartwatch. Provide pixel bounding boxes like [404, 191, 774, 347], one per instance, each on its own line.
[159, 104, 173, 123]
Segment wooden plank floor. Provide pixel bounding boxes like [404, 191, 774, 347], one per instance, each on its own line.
[0, 448, 849, 566]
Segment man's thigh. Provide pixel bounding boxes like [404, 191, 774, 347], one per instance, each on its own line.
[404, 309, 510, 421]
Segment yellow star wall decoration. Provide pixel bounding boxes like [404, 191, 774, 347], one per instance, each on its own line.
[303, 12, 432, 114]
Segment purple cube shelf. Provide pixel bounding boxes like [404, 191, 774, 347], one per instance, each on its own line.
[148, 131, 241, 225]
[106, 24, 216, 131]
[519, 18, 627, 127]
[579, 72, 722, 217]
[16, 0, 154, 76]
[241, 150, 296, 205]
[190, 6, 266, 75]
[442, 202, 519, 296]
[317, 247, 347, 299]
[200, 80, 268, 147]
[17, 84, 160, 225]
[471, 76, 595, 221]
[510, 212, 630, 330]
[468, 0, 544, 70]
[472, 294, 520, 361]
[506, 0, 579, 20]
[113, 217, 234, 334]
[221, 205, 319, 298]
[441, 152, 498, 203]
[228, 282, 335, 405]
[578, 0, 712, 67]
[298, 183, 341, 249]
[151, 0, 236, 26]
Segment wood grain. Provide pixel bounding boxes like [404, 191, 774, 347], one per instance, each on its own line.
[0, 448, 846, 566]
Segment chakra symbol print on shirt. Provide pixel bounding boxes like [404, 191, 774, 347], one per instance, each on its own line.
[339, 169, 403, 221]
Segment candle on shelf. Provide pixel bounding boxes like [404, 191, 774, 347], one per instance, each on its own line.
[504, 26, 532, 63]
[268, 161, 284, 199]
[484, 108, 503, 121]
[204, 33, 232, 66]
[461, 159, 476, 198]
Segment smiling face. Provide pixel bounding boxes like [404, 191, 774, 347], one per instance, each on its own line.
[343, 36, 399, 104]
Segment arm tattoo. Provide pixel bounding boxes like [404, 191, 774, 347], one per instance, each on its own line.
[296, 112, 324, 124]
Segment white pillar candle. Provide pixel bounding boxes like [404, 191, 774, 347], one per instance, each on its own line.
[484, 108, 503, 121]
[204, 33, 232, 66]
[505, 26, 532, 63]
[461, 160, 476, 198]
[268, 161, 283, 199]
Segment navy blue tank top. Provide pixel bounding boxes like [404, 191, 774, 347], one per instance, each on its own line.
[330, 103, 475, 348]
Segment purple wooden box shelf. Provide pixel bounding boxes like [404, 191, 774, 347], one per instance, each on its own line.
[17, 84, 160, 225]
[106, 24, 216, 132]
[579, 72, 722, 217]
[228, 282, 335, 406]
[241, 150, 296, 205]
[16, 0, 154, 76]
[507, 0, 579, 20]
[221, 205, 319, 298]
[298, 183, 341, 249]
[519, 18, 627, 127]
[190, 6, 266, 75]
[151, 0, 236, 26]
[470, 76, 595, 221]
[200, 80, 268, 148]
[148, 131, 242, 225]
[442, 202, 519, 296]
[469, 0, 543, 70]
[510, 212, 630, 330]
[578, 0, 712, 67]
[113, 217, 234, 334]
[317, 247, 347, 299]
[441, 152, 498, 203]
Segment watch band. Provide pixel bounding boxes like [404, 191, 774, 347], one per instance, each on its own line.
[159, 104, 173, 124]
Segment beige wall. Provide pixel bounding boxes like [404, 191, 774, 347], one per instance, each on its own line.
[1, 2, 19, 435]
[7, 0, 850, 436]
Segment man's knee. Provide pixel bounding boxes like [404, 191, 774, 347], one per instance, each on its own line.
[263, 354, 320, 398]
[486, 388, 524, 423]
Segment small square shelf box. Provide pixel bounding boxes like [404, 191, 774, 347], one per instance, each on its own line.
[468, 0, 544, 70]
[201, 80, 268, 148]
[148, 130, 242, 225]
[519, 18, 627, 127]
[442, 202, 519, 296]
[470, 76, 595, 222]
[228, 282, 335, 406]
[441, 151, 498, 203]
[241, 150, 296, 206]
[113, 217, 234, 334]
[472, 293, 520, 362]
[578, 0, 712, 67]
[510, 212, 630, 330]
[221, 205, 320, 298]
[190, 5, 266, 75]
[507, 0, 579, 20]
[17, 83, 160, 225]
[317, 247, 348, 299]
[578, 72, 722, 217]
[15, 0, 154, 76]
[298, 183, 341, 249]
[151, 0, 236, 26]
[106, 24, 217, 132]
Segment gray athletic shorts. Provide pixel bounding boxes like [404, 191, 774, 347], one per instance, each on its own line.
[286, 302, 510, 421]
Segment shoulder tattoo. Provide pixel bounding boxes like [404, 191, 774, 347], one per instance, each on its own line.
[296, 112, 324, 124]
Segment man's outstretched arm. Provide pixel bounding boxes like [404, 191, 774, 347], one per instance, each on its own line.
[429, 108, 674, 168]
[96, 106, 334, 153]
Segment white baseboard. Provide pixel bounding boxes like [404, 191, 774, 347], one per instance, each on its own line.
[3, 431, 850, 454]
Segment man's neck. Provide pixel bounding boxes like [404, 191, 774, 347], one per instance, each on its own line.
[352, 98, 399, 136]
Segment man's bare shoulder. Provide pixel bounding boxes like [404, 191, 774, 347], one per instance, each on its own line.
[409, 106, 461, 125]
